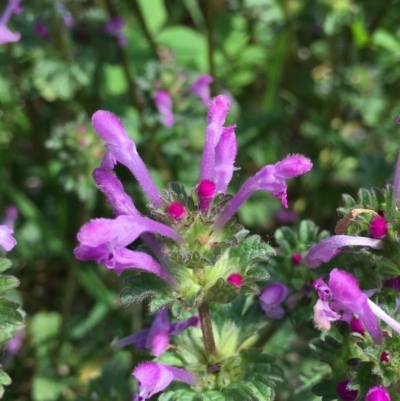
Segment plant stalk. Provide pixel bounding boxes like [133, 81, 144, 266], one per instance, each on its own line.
[198, 303, 217, 358]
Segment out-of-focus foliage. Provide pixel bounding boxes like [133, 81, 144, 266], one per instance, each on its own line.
[1, 0, 400, 400]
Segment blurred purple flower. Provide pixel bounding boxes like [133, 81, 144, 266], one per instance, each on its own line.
[0, 0, 21, 44]
[275, 209, 298, 224]
[0, 225, 17, 252]
[104, 17, 127, 48]
[54, 1, 74, 28]
[336, 380, 358, 401]
[189, 74, 213, 106]
[5, 328, 24, 360]
[259, 283, 289, 319]
[132, 362, 196, 401]
[154, 90, 175, 127]
[112, 309, 199, 357]
[35, 23, 50, 40]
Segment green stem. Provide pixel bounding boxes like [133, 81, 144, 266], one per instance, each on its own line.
[198, 303, 217, 358]
[131, 0, 160, 61]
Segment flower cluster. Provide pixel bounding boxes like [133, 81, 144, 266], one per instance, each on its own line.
[75, 94, 312, 398]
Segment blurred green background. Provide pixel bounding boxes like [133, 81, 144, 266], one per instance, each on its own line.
[1, 0, 400, 399]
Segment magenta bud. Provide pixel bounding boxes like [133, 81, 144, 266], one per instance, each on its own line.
[349, 317, 365, 335]
[380, 351, 390, 363]
[198, 179, 216, 212]
[366, 386, 391, 401]
[337, 380, 358, 401]
[291, 253, 302, 265]
[369, 216, 388, 239]
[227, 273, 243, 287]
[167, 202, 185, 220]
[384, 276, 400, 291]
[396, 117, 400, 124]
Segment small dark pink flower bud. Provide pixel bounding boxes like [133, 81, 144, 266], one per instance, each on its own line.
[369, 216, 388, 239]
[349, 317, 364, 335]
[167, 202, 185, 220]
[366, 386, 391, 401]
[384, 276, 400, 291]
[198, 179, 216, 212]
[337, 380, 358, 401]
[227, 273, 243, 287]
[380, 351, 390, 363]
[396, 117, 400, 124]
[291, 253, 302, 265]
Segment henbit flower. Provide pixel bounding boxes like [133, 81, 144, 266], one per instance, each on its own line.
[92, 110, 163, 208]
[199, 95, 231, 182]
[0, 0, 21, 44]
[349, 317, 364, 335]
[74, 215, 180, 283]
[320, 268, 383, 344]
[189, 74, 213, 106]
[132, 362, 196, 401]
[227, 273, 243, 287]
[336, 380, 358, 401]
[92, 167, 167, 265]
[370, 216, 388, 239]
[213, 125, 238, 193]
[0, 225, 17, 252]
[154, 90, 175, 128]
[259, 283, 289, 319]
[54, 1, 74, 28]
[35, 23, 50, 40]
[104, 17, 127, 47]
[306, 235, 383, 268]
[3, 205, 17, 230]
[291, 253, 302, 265]
[214, 155, 312, 231]
[112, 308, 199, 356]
[366, 386, 391, 401]
[167, 202, 185, 220]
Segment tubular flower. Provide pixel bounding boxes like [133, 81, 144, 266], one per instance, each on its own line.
[104, 17, 127, 47]
[0, 225, 17, 252]
[154, 90, 175, 128]
[313, 268, 400, 344]
[259, 283, 289, 319]
[132, 362, 196, 401]
[189, 74, 213, 106]
[306, 235, 383, 268]
[112, 308, 199, 356]
[0, 0, 21, 44]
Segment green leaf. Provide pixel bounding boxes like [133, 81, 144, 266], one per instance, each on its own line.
[137, 0, 167, 34]
[0, 368, 11, 398]
[0, 259, 11, 274]
[120, 273, 173, 307]
[204, 278, 241, 304]
[0, 298, 23, 330]
[0, 275, 19, 294]
[32, 376, 68, 401]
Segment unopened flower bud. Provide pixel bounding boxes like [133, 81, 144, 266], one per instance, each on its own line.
[349, 317, 364, 335]
[198, 180, 216, 212]
[380, 351, 390, 363]
[384, 276, 400, 291]
[369, 216, 388, 239]
[259, 283, 289, 319]
[167, 202, 185, 220]
[227, 273, 243, 287]
[336, 380, 358, 401]
[366, 386, 391, 401]
[291, 253, 302, 265]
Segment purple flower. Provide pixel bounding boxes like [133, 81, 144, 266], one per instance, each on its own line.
[54, 2, 74, 28]
[189, 74, 213, 106]
[392, 151, 400, 207]
[370, 216, 388, 239]
[104, 17, 127, 48]
[74, 215, 180, 283]
[306, 235, 383, 268]
[3, 205, 17, 230]
[366, 386, 391, 401]
[0, 225, 17, 252]
[5, 327, 24, 360]
[213, 125, 238, 193]
[0, 0, 21, 44]
[35, 23, 50, 41]
[313, 269, 400, 344]
[154, 90, 175, 128]
[215, 154, 312, 231]
[92, 111, 163, 208]
[259, 283, 289, 319]
[112, 309, 199, 356]
[132, 362, 196, 401]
